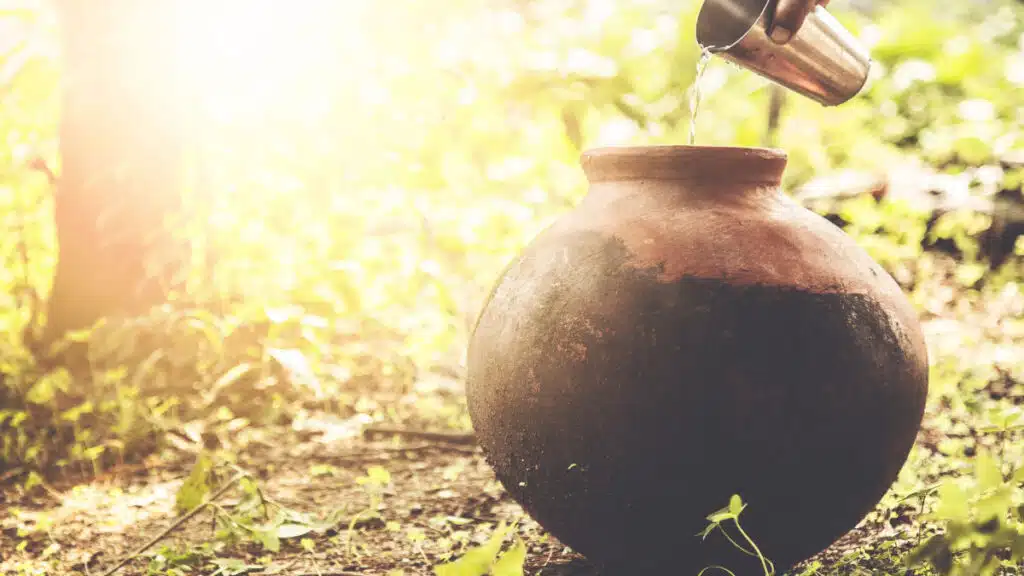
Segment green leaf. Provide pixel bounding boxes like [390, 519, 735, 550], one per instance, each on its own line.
[706, 508, 736, 524]
[976, 452, 1003, 490]
[561, 107, 583, 151]
[210, 558, 261, 576]
[10, 411, 27, 428]
[26, 368, 71, 405]
[83, 445, 106, 461]
[954, 262, 986, 287]
[310, 464, 339, 477]
[975, 486, 1012, 523]
[206, 363, 255, 401]
[728, 494, 744, 516]
[23, 471, 43, 491]
[953, 135, 992, 165]
[433, 522, 511, 576]
[306, 508, 347, 533]
[907, 534, 951, 569]
[59, 401, 94, 423]
[175, 452, 215, 514]
[358, 465, 392, 487]
[933, 482, 969, 522]
[491, 537, 527, 576]
[993, 407, 1023, 429]
[433, 547, 495, 576]
[698, 523, 719, 540]
[253, 528, 281, 552]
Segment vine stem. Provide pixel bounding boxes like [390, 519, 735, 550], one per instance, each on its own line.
[100, 471, 247, 576]
[698, 566, 738, 576]
[735, 519, 774, 576]
[719, 527, 758, 557]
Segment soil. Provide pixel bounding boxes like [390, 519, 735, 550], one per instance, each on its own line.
[0, 417, 927, 576]
[2, 257, 1021, 576]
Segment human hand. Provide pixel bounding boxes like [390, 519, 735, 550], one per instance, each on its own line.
[767, 0, 831, 45]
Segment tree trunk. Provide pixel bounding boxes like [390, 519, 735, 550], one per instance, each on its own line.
[43, 0, 185, 346]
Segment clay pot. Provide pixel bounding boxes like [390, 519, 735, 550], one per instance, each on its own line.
[466, 146, 929, 574]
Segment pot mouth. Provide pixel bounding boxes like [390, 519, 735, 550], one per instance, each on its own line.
[581, 145, 788, 184]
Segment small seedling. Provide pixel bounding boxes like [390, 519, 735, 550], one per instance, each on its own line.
[697, 494, 775, 576]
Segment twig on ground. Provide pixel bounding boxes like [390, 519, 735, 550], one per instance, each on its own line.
[82, 551, 103, 576]
[99, 471, 247, 576]
[318, 442, 454, 461]
[356, 438, 478, 457]
[266, 441, 477, 468]
[0, 466, 24, 484]
[362, 425, 477, 446]
[357, 441, 478, 456]
[346, 442, 435, 456]
[240, 565, 366, 569]
[282, 571, 366, 576]
[288, 569, 364, 573]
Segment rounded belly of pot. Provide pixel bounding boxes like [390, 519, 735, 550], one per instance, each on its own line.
[466, 227, 928, 574]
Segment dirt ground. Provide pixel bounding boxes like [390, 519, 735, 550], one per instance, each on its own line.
[2, 262, 1022, 576]
[0, 415, 921, 576]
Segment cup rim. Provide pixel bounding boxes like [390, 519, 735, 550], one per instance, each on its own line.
[696, 0, 772, 52]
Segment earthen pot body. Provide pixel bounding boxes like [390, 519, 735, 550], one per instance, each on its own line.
[466, 146, 929, 574]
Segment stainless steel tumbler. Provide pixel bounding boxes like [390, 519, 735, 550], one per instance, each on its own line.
[696, 0, 872, 106]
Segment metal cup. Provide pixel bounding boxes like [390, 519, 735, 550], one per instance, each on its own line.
[696, 0, 872, 106]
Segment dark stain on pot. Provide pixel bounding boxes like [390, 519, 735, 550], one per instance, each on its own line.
[467, 230, 928, 575]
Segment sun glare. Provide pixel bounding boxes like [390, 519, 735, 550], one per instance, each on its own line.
[175, 1, 360, 126]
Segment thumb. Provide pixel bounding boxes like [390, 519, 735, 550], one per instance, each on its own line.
[768, 0, 819, 45]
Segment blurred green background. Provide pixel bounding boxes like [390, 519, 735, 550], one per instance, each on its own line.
[1, 0, 1023, 572]
[1, 0, 1022, 472]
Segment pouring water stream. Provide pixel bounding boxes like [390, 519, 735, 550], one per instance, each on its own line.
[688, 46, 717, 146]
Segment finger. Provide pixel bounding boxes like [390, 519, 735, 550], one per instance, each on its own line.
[768, 0, 818, 45]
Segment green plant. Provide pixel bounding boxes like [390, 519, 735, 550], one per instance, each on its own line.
[697, 495, 776, 576]
[929, 209, 995, 287]
[170, 454, 347, 556]
[145, 543, 218, 576]
[346, 465, 393, 556]
[835, 195, 930, 278]
[432, 521, 527, 576]
[908, 417, 1024, 575]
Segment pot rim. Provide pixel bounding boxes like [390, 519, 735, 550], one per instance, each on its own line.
[580, 145, 788, 184]
[582, 144, 787, 159]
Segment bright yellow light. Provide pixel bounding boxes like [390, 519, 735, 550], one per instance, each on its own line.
[175, 0, 362, 126]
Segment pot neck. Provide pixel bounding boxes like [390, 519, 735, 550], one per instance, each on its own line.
[581, 145, 787, 188]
